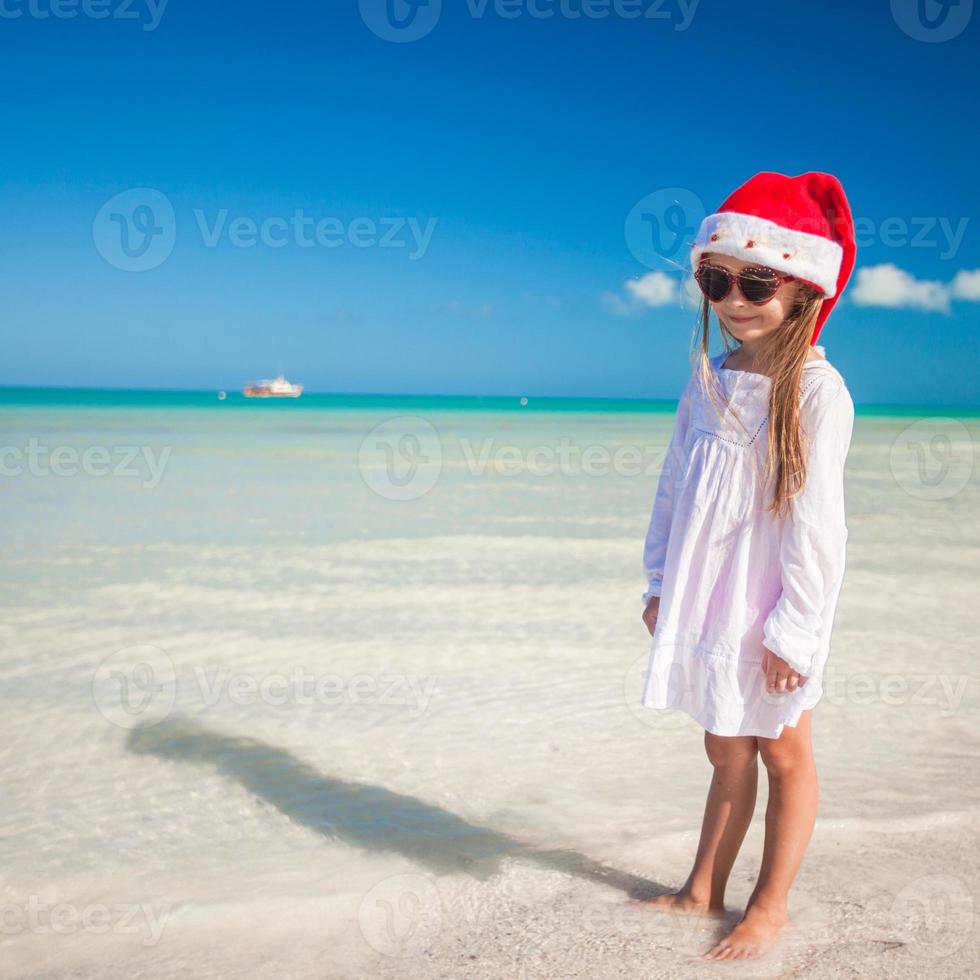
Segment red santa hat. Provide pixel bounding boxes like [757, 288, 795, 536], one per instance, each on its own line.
[689, 171, 857, 346]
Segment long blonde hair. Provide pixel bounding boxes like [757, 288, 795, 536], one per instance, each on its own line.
[689, 282, 825, 519]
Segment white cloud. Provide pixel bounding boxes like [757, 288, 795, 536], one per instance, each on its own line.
[602, 272, 679, 316]
[626, 271, 676, 307]
[848, 262, 980, 314]
[850, 264, 980, 312]
[851, 263, 950, 312]
[951, 269, 980, 301]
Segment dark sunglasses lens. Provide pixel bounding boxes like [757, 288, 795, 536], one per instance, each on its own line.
[739, 269, 780, 303]
[697, 267, 730, 302]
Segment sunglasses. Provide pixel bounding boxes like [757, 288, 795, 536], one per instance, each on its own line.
[694, 262, 796, 305]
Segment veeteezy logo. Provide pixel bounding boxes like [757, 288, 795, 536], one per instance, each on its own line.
[359, 0, 699, 42]
[1, 439, 172, 488]
[93, 188, 438, 271]
[0, 0, 169, 31]
[890, 0, 973, 42]
[193, 210, 437, 259]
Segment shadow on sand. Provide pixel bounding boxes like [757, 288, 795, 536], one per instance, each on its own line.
[126, 714, 668, 900]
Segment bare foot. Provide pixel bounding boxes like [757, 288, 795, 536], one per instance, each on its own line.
[630, 890, 726, 917]
[702, 902, 788, 960]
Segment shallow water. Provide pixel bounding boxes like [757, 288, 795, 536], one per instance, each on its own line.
[1, 397, 978, 977]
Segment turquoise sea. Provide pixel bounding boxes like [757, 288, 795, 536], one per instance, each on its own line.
[2, 384, 978, 416]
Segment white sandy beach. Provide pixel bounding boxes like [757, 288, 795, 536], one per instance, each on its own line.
[1, 400, 978, 978]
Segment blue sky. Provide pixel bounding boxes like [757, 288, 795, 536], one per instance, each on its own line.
[2, 0, 978, 405]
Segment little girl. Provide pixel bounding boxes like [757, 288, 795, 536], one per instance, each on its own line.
[637, 171, 857, 961]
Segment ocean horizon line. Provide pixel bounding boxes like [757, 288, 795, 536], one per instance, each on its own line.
[0, 383, 978, 417]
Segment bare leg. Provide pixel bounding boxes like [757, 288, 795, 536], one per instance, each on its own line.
[704, 709, 817, 960]
[635, 731, 759, 915]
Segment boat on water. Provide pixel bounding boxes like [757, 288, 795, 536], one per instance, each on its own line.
[242, 374, 303, 398]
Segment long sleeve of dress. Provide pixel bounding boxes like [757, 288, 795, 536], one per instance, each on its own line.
[761, 376, 855, 677]
[641, 370, 697, 606]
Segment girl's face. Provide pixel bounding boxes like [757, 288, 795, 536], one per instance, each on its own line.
[700, 252, 805, 344]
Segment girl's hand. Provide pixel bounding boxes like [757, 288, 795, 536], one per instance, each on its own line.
[761, 646, 809, 693]
[642, 596, 661, 637]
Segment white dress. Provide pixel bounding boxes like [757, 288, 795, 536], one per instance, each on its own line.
[640, 347, 855, 739]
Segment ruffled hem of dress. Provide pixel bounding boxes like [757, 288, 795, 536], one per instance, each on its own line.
[640, 694, 818, 739]
[641, 637, 825, 738]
